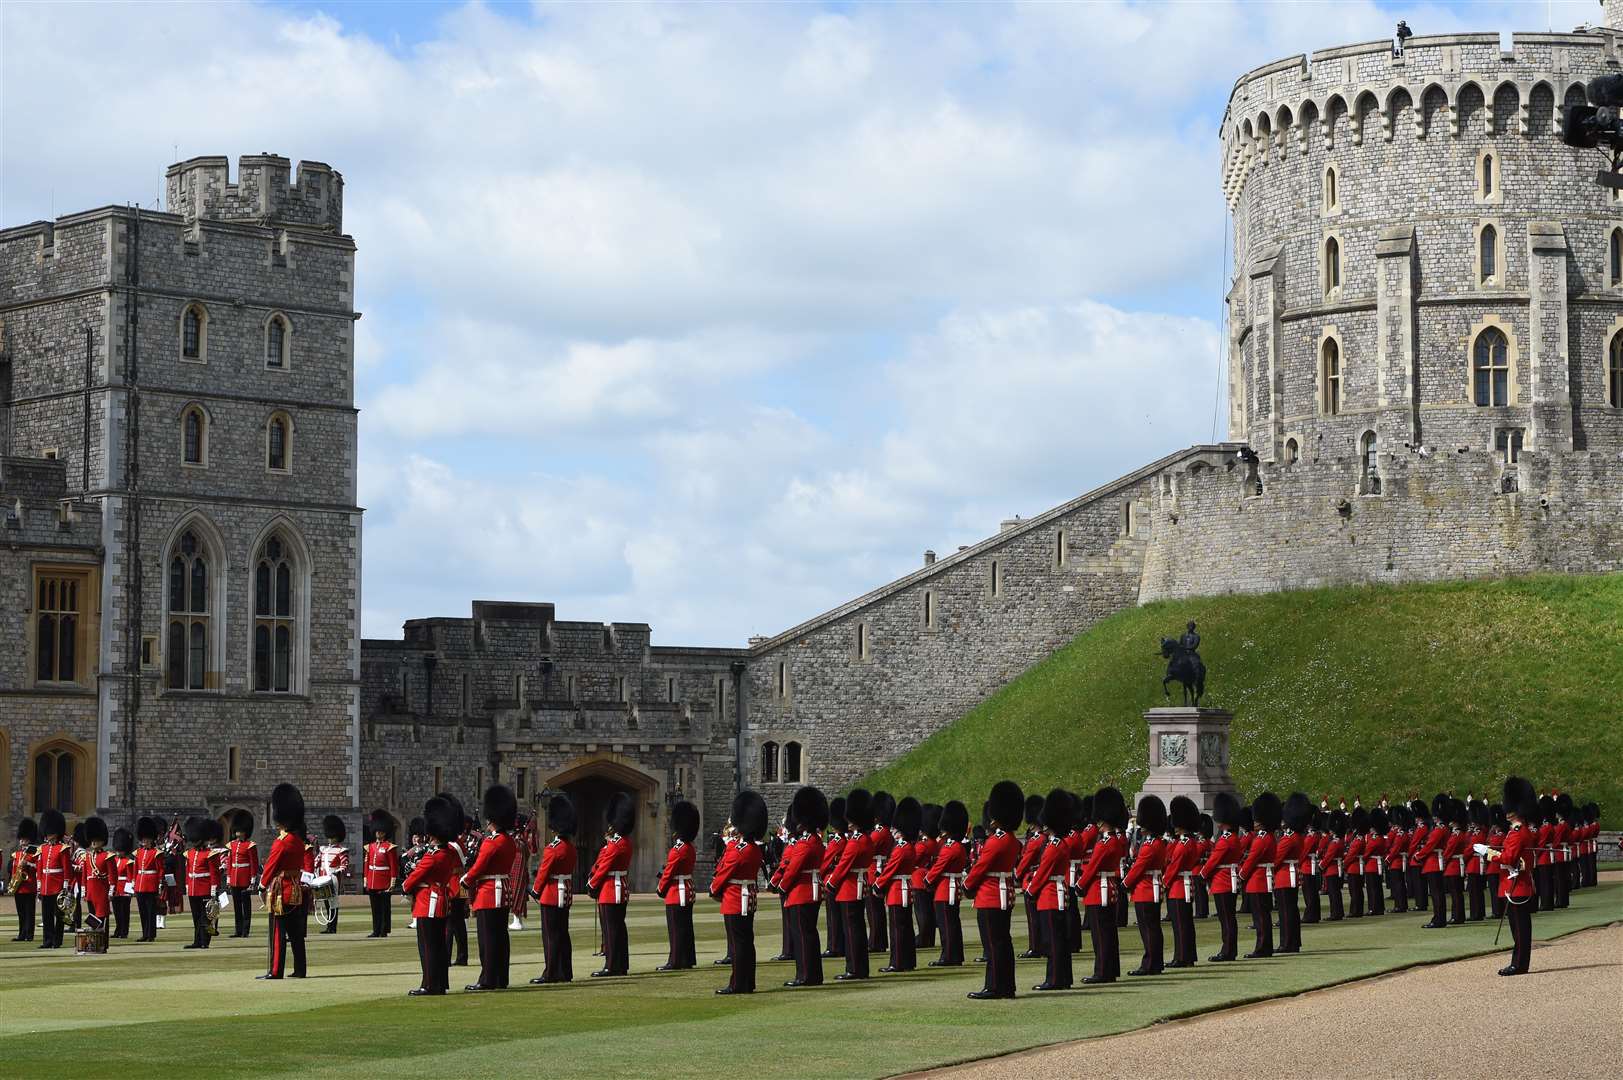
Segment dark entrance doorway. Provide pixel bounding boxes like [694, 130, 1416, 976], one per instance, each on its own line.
[562, 773, 635, 896]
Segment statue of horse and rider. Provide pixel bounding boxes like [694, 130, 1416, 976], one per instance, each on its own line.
[1160, 621, 1206, 706]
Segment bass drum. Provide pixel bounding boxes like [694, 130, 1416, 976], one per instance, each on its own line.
[309, 874, 340, 925]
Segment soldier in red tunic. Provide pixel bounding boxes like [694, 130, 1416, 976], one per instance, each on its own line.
[923, 799, 970, 967]
[258, 783, 309, 979]
[404, 796, 464, 995]
[875, 796, 920, 974]
[1193, 813, 1214, 920]
[1240, 792, 1280, 958]
[1362, 807, 1388, 917]
[1417, 795, 1449, 926]
[963, 780, 1024, 999]
[222, 811, 259, 939]
[1273, 794, 1311, 953]
[1028, 789, 1075, 991]
[34, 809, 70, 949]
[587, 791, 635, 977]
[711, 789, 767, 994]
[866, 791, 896, 954]
[8, 818, 39, 942]
[180, 818, 218, 949]
[461, 784, 519, 991]
[1487, 776, 1539, 975]
[825, 788, 874, 981]
[1075, 785, 1127, 984]
[363, 810, 400, 939]
[80, 816, 113, 941]
[912, 804, 941, 952]
[1164, 796, 1201, 967]
[131, 817, 164, 942]
[779, 786, 828, 987]
[109, 826, 135, 939]
[819, 796, 847, 961]
[1199, 793, 1244, 960]
[1015, 793, 1047, 960]
[656, 799, 701, 971]
[530, 794, 578, 985]
[1124, 795, 1170, 976]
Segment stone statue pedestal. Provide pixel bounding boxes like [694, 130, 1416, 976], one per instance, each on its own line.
[1133, 707, 1237, 815]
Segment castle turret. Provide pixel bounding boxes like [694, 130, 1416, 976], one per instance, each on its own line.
[164, 153, 342, 232]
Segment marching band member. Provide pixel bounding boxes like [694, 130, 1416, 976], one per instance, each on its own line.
[1486, 777, 1538, 975]
[1164, 796, 1201, 967]
[825, 788, 874, 981]
[182, 818, 219, 949]
[711, 790, 768, 994]
[461, 784, 519, 991]
[866, 792, 896, 955]
[1199, 793, 1244, 960]
[80, 817, 112, 949]
[1124, 795, 1169, 976]
[109, 827, 135, 939]
[68, 823, 86, 933]
[1241, 793, 1280, 958]
[924, 800, 970, 967]
[656, 800, 701, 971]
[403, 817, 427, 930]
[258, 783, 309, 980]
[766, 810, 795, 965]
[36, 810, 70, 949]
[9, 818, 39, 942]
[876, 796, 921, 974]
[1015, 793, 1047, 960]
[1274, 794, 1312, 954]
[962, 780, 1023, 999]
[819, 796, 847, 961]
[530, 793, 578, 985]
[434, 794, 472, 966]
[1076, 785, 1127, 984]
[1029, 789, 1076, 991]
[225, 811, 259, 939]
[132, 817, 163, 942]
[779, 786, 828, 987]
[363, 810, 399, 938]
[316, 816, 351, 935]
[404, 796, 463, 996]
[588, 791, 636, 977]
[913, 804, 941, 952]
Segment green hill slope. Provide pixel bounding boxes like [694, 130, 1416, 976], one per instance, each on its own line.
[862, 575, 1623, 819]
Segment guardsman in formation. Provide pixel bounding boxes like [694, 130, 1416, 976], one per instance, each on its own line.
[109, 827, 135, 939]
[913, 805, 941, 952]
[1274, 794, 1311, 953]
[765, 811, 794, 965]
[657, 799, 701, 971]
[924, 799, 970, 967]
[1028, 788, 1075, 991]
[825, 788, 874, 981]
[1192, 814, 1214, 920]
[818, 796, 847, 962]
[779, 786, 829, 987]
[435, 793, 472, 966]
[1552, 793, 1576, 909]
[182, 818, 220, 949]
[1299, 806, 1324, 924]
[316, 815, 350, 935]
[1487, 776, 1538, 975]
[462, 784, 519, 991]
[132, 817, 164, 942]
[588, 791, 636, 977]
[963, 780, 1023, 999]
[1164, 796, 1201, 967]
[1533, 795, 1557, 911]
[710, 789, 768, 994]
[1417, 796, 1448, 925]
[1015, 793, 1047, 960]
[404, 795, 464, 996]
[9, 818, 39, 942]
[225, 811, 260, 938]
[530, 793, 578, 985]
[877, 796, 920, 974]
[35, 810, 70, 949]
[1363, 807, 1388, 917]
[866, 791, 896, 954]
[1466, 800, 1490, 921]
[1488, 804, 1509, 919]
[711, 822, 737, 967]
[1442, 798, 1470, 925]
[259, 783, 309, 980]
[363, 810, 400, 938]
[1077, 786, 1127, 984]
[1241, 793, 1280, 958]
[1322, 810, 1349, 920]
[1199, 793, 1243, 960]
[80, 817, 112, 943]
[1343, 807, 1366, 918]
[1385, 804, 1410, 912]
[1124, 794, 1169, 976]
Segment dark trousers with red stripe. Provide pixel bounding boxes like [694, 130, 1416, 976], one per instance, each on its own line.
[266, 905, 307, 977]
[976, 906, 1015, 996]
[1042, 908, 1073, 987]
[823, 893, 845, 956]
[840, 899, 869, 977]
[41, 895, 64, 947]
[1325, 875, 1344, 920]
[540, 904, 572, 982]
[914, 888, 937, 949]
[189, 896, 212, 948]
[1347, 873, 1363, 917]
[1365, 869, 1385, 916]
[231, 886, 254, 937]
[1086, 901, 1119, 980]
[1168, 896, 1196, 964]
[1133, 900, 1163, 973]
[1535, 864, 1555, 911]
[14, 893, 36, 941]
[136, 892, 158, 940]
[1423, 871, 1445, 924]
[111, 896, 131, 938]
[1387, 865, 1408, 912]
[789, 902, 823, 984]
[1193, 876, 1210, 919]
[474, 907, 510, 988]
[1248, 890, 1274, 956]
[934, 900, 963, 964]
[1275, 886, 1300, 951]
[1213, 891, 1238, 957]
[1023, 893, 1045, 954]
[1447, 874, 1466, 923]
[664, 903, 696, 968]
[866, 892, 887, 951]
[367, 889, 391, 937]
[778, 894, 794, 959]
[723, 912, 756, 992]
[886, 904, 916, 971]
[416, 915, 449, 992]
[1505, 898, 1533, 973]
[1468, 873, 1488, 921]
[1301, 872, 1321, 923]
[598, 901, 628, 974]
[447, 901, 468, 964]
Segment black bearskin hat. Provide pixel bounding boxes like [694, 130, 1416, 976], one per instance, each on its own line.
[135, 816, 158, 843]
[482, 784, 519, 831]
[1491, 803, 1508, 831]
[872, 791, 897, 829]
[1448, 799, 1467, 827]
[1349, 806, 1369, 834]
[792, 786, 830, 835]
[1369, 807, 1389, 834]
[547, 794, 578, 838]
[1252, 792, 1283, 832]
[1470, 800, 1490, 828]
[1584, 802, 1600, 826]
[1238, 807, 1255, 831]
[940, 800, 969, 839]
[111, 827, 134, 854]
[846, 788, 875, 832]
[408, 816, 427, 840]
[1076, 794, 1094, 829]
[1431, 792, 1451, 822]
[671, 800, 701, 843]
[1170, 796, 1201, 834]
[1135, 795, 1169, 836]
[1212, 791, 1243, 829]
[1198, 813, 1215, 840]
[1039, 788, 1072, 832]
[1504, 777, 1538, 823]
[894, 796, 923, 842]
[607, 791, 637, 836]
[184, 816, 208, 845]
[72, 822, 86, 847]
[435, 791, 468, 830]
[1024, 793, 1046, 827]
[921, 802, 943, 839]
[231, 810, 255, 838]
[40, 808, 66, 839]
[829, 795, 848, 832]
[367, 809, 396, 839]
[17, 818, 39, 844]
[323, 814, 347, 843]
[271, 782, 306, 833]
[1283, 793, 1314, 833]
[1094, 786, 1128, 829]
[1328, 810, 1347, 835]
[424, 796, 461, 843]
[1555, 792, 1575, 820]
[83, 816, 109, 846]
[1410, 798, 1431, 823]
[987, 780, 1025, 831]
[208, 818, 225, 844]
[732, 790, 768, 842]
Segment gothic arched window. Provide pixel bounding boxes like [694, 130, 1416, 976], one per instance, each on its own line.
[783, 741, 803, 784]
[182, 406, 206, 466]
[253, 534, 299, 693]
[1610, 229, 1622, 287]
[1473, 328, 1510, 407]
[166, 529, 212, 690]
[266, 313, 290, 369]
[1321, 338, 1342, 416]
[266, 413, 291, 472]
[180, 303, 208, 361]
[1609, 331, 1623, 409]
[760, 741, 779, 783]
[1479, 224, 1498, 284]
[32, 742, 85, 815]
[1324, 237, 1341, 294]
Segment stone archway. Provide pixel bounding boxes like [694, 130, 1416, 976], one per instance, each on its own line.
[543, 753, 662, 893]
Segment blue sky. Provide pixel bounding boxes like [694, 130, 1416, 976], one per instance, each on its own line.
[1, 1, 1602, 644]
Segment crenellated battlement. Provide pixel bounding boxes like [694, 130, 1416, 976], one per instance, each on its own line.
[164, 153, 343, 233]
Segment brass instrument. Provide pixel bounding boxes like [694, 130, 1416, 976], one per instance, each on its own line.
[203, 893, 221, 936]
[7, 849, 30, 893]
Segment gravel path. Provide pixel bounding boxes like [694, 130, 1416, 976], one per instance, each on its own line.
[912, 921, 1623, 1080]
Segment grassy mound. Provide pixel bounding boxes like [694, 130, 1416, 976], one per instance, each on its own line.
[862, 574, 1623, 818]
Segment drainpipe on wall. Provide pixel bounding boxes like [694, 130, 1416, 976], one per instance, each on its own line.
[730, 660, 747, 794]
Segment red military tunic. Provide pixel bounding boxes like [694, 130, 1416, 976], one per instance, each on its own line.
[825, 828, 874, 904]
[132, 846, 164, 895]
[1123, 835, 1168, 903]
[1029, 833, 1072, 912]
[1415, 822, 1446, 874]
[875, 838, 916, 907]
[869, 825, 895, 884]
[1344, 834, 1365, 882]
[1163, 834, 1200, 900]
[532, 837, 577, 907]
[819, 830, 845, 893]
[1076, 828, 1127, 907]
[1388, 825, 1409, 874]
[1015, 828, 1047, 895]
[259, 832, 308, 911]
[1442, 828, 1469, 878]
[1320, 832, 1345, 880]
[710, 838, 765, 915]
[462, 832, 518, 912]
[226, 839, 260, 889]
[777, 833, 825, 909]
[82, 850, 113, 918]
[8, 846, 36, 895]
[910, 835, 938, 899]
[1240, 829, 1277, 895]
[111, 852, 134, 901]
[925, 836, 970, 904]
[35, 841, 70, 898]
[657, 838, 698, 906]
[363, 840, 399, 892]
[588, 833, 633, 905]
[1200, 828, 1246, 894]
[184, 847, 220, 898]
[404, 845, 462, 918]
[1361, 830, 1387, 877]
[963, 827, 1021, 910]
[1271, 830, 1304, 890]
[1489, 823, 1535, 899]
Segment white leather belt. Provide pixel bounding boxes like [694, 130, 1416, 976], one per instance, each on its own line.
[855, 868, 869, 900]
[809, 869, 820, 904]
[1284, 860, 1299, 888]
[728, 878, 756, 912]
[1150, 869, 1162, 903]
[898, 877, 910, 906]
[1098, 870, 1115, 906]
[1049, 875, 1068, 910]
[1260, 862, 1274, 889]
[1224, 863, 1241, 891]
[675, 874, 691, 906]
[1374, 855, 1384, 876]
[1067, 859, 1081, 887]
[992, 871, 1015, 911]
[945, 872, 965, 905]
[607, 870, 627, 905]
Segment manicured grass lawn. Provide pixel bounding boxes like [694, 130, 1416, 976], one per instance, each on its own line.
[2, 885, 1619, 1079]
[861, 575, 1623, 818]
